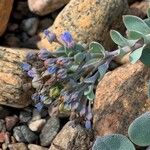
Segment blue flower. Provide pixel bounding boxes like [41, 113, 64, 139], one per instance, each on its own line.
[31, 93, 40, 101]
[27, 68, 37, 78]
[85, 120, 92, 129]
[21, 63, 31, 71]
[38, 48, 51, 60]
[57, 69, 67, 79]
[47, 66, 57, 74]
[44, 58, 57, 67]
[60, 32, 75, 48]
[35, 102, 43, 112]
[44, 30, 56, 43]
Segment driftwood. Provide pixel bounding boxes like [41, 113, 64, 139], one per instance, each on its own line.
[0, 46, 33, 108]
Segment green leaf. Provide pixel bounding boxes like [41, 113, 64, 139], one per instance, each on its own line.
[147, 8, 150, 18]
[82, 58, 99, 69]
[74, 52, 85, 64]
[74, 44, 85, 52]
[123, 15, 150, 34]
[129, 45, 145, 64]
[127, 30, 144, 40]
[98, 62, 109, 80]
[140, 45, 150, 67]
[84, 86, 95, 101]
[110, 30, 137, 47]
[144, 18, 150, 27]
[110, 30, 128, 47]
[84, 72, 100, 84]
[89, 42, 105, 59]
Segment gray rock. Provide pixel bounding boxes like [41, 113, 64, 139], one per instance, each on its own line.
[40, 117, 60, 146]
[49, 121, 91, 150]
[21, 18, 39, 36]
[31, 108, 41, 121]
[13, 125, 38, 143]
[19, 109, 32, 123]
[0, 119, 5, 132]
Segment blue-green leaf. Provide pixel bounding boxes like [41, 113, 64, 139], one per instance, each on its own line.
[148, 80, 150, 99]
[84, 86, 95, 101]
[129, 45, 145, 64]
[140, 45, 150, 67]
[84, 85, 93, 96]
[127, 30, 144, 40]
[98, 62, 109, 80]
[82, 58, 99, 69]
[89, 42, 105, 59]
[74, 52, 85, 64]
[144, 18, 150, 27]
[123, 15, 150, 34]
[84, 72, 100, 84]
[110, 30, 128, 47]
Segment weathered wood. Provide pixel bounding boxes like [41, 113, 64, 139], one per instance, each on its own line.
[0, 47, 33, 108]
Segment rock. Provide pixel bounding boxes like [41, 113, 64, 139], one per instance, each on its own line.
[0, 120, 5, 132]
[0, 47, 33, 108]
[0, 132, 6, 143]
[0, 0, 14, 36]
[8, 143, 28, 150]
[4, 34, 21, 47]
[13, 125, 38, 143]
[40, 117, 60, 146]
[31, 108, 41, 121]
[38, 18, 53, 32]
[28, 144, 48, 150]
[28, 119, 46, 132]
[93, 62, 150, 136]
[21, 18, 39, 36]
[8, 23, 19, 32]
[28, 0, 70, 16]
[5, 115, 19, 131]
[0, 107, 10, 119]
[130, 1, 150, 18]
[19, 109, 32, 123]
[49, 121, 90, 150]
[35, 0, 129, 51]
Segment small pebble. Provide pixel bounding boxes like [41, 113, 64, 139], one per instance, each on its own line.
[28, 144, 48, 150]
[0, 120, 6, 132]
[8, 143, 27, 150]
[21, 17, 39, 36]
[8, 23, 19, 32]
[0, 132, 6, 143]
[5, 115, 19, 131]
[19, 110, 32, 123]
[13, 125, 38, 143]
[28, 119, 46, 132]
[31, 109, 41, 121]
[40, 117, 60, 146]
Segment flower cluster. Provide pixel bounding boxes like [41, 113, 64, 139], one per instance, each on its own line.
[22, 25, 146, 129]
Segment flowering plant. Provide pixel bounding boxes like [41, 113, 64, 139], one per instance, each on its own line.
[22, 9, 150, 129]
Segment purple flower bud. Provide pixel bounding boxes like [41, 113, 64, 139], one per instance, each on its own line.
[47, 66, 57, 74]
[35, 102, 43, 112]
[38, 48, 51, 60]
[56, 57, 70, 66]
[80, 106, 86, 116]
[44, 58, 57, 67]
[85, 120, 92, 129]
[27, 68, 37, 78]
[57, 69, 67, 79]
[31, 93, 40, 101]
[21, 63, 31, 71]
[44, 30, 56, 43]
[60, 32, 75, 48]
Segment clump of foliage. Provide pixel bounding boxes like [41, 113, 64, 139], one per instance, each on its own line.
[22, 9, 150, 129]
[92, 112, 150, 150]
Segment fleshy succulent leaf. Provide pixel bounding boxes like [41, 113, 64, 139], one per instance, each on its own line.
[129, 45, 145, 64]
[74, 52, 85, 64]
[147, 8, 150, 18]
[92, 134, 135, 150]
[123, 15, 150, 34]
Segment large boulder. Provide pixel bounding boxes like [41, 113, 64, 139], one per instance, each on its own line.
[93, 62, 150, 136]
[0, 47, 33, 108]
[0, 0, 14, 36]
[33, 0, 129, 50]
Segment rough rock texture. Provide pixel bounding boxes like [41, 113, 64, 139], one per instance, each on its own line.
[93, 62, 150, 136]
[35, 0, 129, 50]
[49, 121, 90, 150]
[8, 143, 27, 150]
[28, 0, 70, 16]
[0, 47, 33, 108]
[0, 0, 14, 36]
[28, 144, 48, 150]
